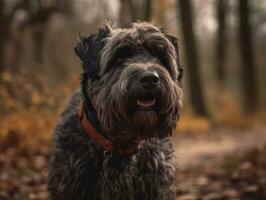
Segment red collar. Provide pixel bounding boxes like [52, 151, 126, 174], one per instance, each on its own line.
[78, 101, 138, 156]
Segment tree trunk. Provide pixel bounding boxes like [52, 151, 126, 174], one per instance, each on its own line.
[0, 2, 9, 73]
[143, 0, 152, 21]
[119, 0, 135, 27]
[129, 0, 137, 22]
[238, 0, 258, 112]
[9, 33, 24, 71]
[0, 27, 8, 73]
[32, 24, 46, 66]
[178, 0, 209, 117]
[215, 0, 227, 86]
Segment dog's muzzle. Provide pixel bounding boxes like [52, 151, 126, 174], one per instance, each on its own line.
[133, 71, 160, 111]
[139, 71, 160, 90]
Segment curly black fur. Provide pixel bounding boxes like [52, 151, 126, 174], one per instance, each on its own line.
[48, 22, 184, 200]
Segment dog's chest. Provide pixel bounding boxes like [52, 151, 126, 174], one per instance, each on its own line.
[98, 144, 177, 200]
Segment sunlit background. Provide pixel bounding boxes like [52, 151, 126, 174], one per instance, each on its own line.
[0, 0, 266, 199]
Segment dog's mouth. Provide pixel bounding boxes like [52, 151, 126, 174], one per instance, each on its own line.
[136, 99, 156, 108]
[135, 93, 156, 111]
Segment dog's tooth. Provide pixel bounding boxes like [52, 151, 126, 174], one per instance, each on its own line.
[137, 99, 156, 107]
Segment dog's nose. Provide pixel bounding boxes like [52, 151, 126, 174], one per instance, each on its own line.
[140, 71, 160, 89]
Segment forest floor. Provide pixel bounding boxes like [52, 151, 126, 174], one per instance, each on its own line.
[0, 126, 266, 200]
[174, 126, 266, 200]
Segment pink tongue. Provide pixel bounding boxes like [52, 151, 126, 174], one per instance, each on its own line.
[137, 99, 156, 107]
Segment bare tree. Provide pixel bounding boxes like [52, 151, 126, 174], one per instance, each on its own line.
[119, 0, 136, 27]
[0, 0, 25, 73]
[215, 0, 228, 86]
[0, 0, 69, 73]
[120, 0, 153, 27]
[0, 1, 8, 72]
[238, 0, 258, 112]
[143, 0, 152, 21]
[178, 0, 209, 117]
[28, 5, 59, 66]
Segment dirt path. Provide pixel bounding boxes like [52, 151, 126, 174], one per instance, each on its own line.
[173, 126, 266, 200]
[0, 127, 265, 200]
[174, 126, 266, 169]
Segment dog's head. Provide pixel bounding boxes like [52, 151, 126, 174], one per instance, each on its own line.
[75, 22, 183, 145]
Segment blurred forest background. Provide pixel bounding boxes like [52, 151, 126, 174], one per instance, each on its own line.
[0, 0, 266, 199]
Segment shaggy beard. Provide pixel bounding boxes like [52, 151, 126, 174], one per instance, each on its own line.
[89, 69, 182, 144]
[131, 110, 158, 138]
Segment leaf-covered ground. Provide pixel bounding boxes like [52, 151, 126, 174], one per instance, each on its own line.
[0, 145, 50, 200]
[175, 127, 266, 200]
[0, 127, 266, 200]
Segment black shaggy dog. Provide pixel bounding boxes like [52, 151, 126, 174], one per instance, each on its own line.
[48, 22, 183, 200]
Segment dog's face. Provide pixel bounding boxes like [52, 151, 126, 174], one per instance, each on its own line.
[75, 22, 183, 145]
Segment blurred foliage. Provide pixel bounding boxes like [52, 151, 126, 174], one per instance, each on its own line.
[0, 1, 265, 199]
[0, 67, 264, 149]
[0, 69, 79, 149]
[0, 0, 265, 149]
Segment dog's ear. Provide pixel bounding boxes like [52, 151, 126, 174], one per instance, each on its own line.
[74, 24, 111, 79]
[165, 34, 184, 82]
[160, 29, 184, 82]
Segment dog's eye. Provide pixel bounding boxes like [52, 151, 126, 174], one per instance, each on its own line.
[149, 47, 172, 71]
[146, 42, 170, 68]
[115, 58, 124, 63]
[104, 44, 134, 73]
[111, 44, 134, 65]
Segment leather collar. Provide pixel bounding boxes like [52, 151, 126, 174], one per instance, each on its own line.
[78, 101, 138, 156]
